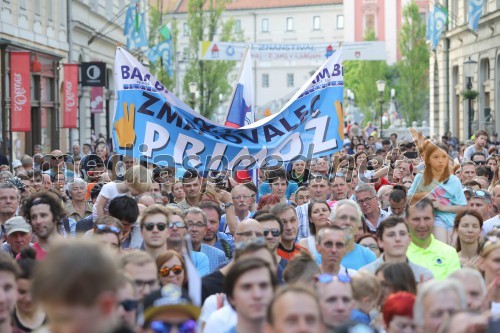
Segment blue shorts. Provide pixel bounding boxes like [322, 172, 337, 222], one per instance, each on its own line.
[434, 217, 453, 230]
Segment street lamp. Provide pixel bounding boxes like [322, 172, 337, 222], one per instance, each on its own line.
[376, 80, 386, 138]
[463, 57, 477, 139]
[188, 82, 198, 109]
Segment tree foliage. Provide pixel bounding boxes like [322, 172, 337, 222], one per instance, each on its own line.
[343, 30, 390, 125]
[148, 4, 177, 92]
[396, 1, 429, 124]
[183, 0, 241, 119]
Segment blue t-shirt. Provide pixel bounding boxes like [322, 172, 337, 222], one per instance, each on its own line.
[409, 174, 466, 228]
[341, 243, 377, 270]
[191, 251, 210, 277]
[259, 182, 298, 200]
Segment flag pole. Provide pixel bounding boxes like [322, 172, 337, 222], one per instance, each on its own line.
[223, 46, 251, 126]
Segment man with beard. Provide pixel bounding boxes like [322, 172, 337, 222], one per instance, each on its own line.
[22, 192, 65, 259]
[177, 169, 202, 212]
[199, 201, 233, 259]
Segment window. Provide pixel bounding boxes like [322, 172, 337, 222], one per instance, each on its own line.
[261, 18, 269, 32]
[286, 17, 294, 31]
[262, 74, 269, 88]
[47, 0, 53, 21]
[235, 19, 241, 33]
[365, 14, 375, 31]
[287, 73, 294, 87]
[183, 22, 189, 36]
[337, 15, 344, 29]
[313, 16, 321, 30]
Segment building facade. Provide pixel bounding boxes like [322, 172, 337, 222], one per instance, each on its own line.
[171, 0, 344, 121]
[344, 0, 430, 65]
[430, 0, 500, 140]
[0, 0, 127, 162]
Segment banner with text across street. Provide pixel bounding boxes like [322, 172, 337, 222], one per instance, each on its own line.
[199, 41, 385, 61]
[112, 47, 344, 172]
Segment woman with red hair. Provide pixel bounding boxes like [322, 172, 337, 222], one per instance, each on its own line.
[382, 291, 417, 333]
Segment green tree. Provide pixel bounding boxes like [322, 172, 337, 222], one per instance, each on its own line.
[183, 0, 241, 119]
[396, 1, 429, 124]
[148, 4, 177, 91]
[343, 30, 390, 125]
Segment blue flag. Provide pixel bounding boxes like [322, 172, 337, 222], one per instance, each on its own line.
[126, 12, 148, 49]
[145, 39, 173, 76]
[426, 10, 433, 42]
[123, 6, 134, 36]
[468, 0, 485, 32]
[225, 49, 254, 128]
[431, 5, 447, 50]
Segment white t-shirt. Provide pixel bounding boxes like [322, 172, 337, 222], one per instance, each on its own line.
[483, 215, 500, 234]
[91, 182, 128, 221]
[203, 304, 237, 333]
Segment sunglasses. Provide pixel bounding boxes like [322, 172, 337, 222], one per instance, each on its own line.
[168, 222, 186, 229]
[95, 224, 120, 235]
[159, 265, 183, 277]
[315, 273, 351, 284]
[263, 228, 281, 237]
[149, 320, 196, 333]
[472, 190, 491, 199]
[474, 160, 486, 165]
[119, 299, 138, 312]
[51, 156, 65, 161]
[144, 223, 167, 231]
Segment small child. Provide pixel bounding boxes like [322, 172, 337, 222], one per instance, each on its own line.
[92, 165, 152, 221]
[350, 271, 381, 326]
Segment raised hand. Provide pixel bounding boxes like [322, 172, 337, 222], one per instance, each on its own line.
[114, 102, 137, 148]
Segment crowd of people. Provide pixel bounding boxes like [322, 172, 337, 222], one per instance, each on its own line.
[0, 129, 499, 333]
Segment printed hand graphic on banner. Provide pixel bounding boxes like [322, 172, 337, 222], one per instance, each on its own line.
[114, 102, 136, 148]
[335, 100, 344, 140]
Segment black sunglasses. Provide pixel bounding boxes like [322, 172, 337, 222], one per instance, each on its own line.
[263, 228, 281, 237]
[144, 223, 167, 231]
[119, 299, 138, 312]
[474, 160, 486, 165]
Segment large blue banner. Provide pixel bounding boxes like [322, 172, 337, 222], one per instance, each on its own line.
[468, 0, 485, 32]
[112, 47, 344, 172]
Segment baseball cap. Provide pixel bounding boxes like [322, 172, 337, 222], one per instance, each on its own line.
[5, 216, 31, 235]
[142, 284, 200, 326]
[12, 160, 22, 169]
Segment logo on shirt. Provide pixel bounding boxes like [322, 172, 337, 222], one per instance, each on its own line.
[433, 256, 445, 266]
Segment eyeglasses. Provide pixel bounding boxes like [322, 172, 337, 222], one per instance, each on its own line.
[149, 320, 196, 333]
[95, 224, 120, 235]
[159, 265, 184, 277]
[263, 228, 281, 237]
[232, 195, 251, 200]
[357, 196, 376, 205]
[234, 237, 267, 251]
[361, 244, 379, 251]
[474, 160, 486, 165]
[168, 222, 187, 229]
[187, 222, 207, 229]
[134, 279, 158, 290]
[314, 273, 351, 284]
[144, 223, 167, 232]
[119, 299, 138, 312]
